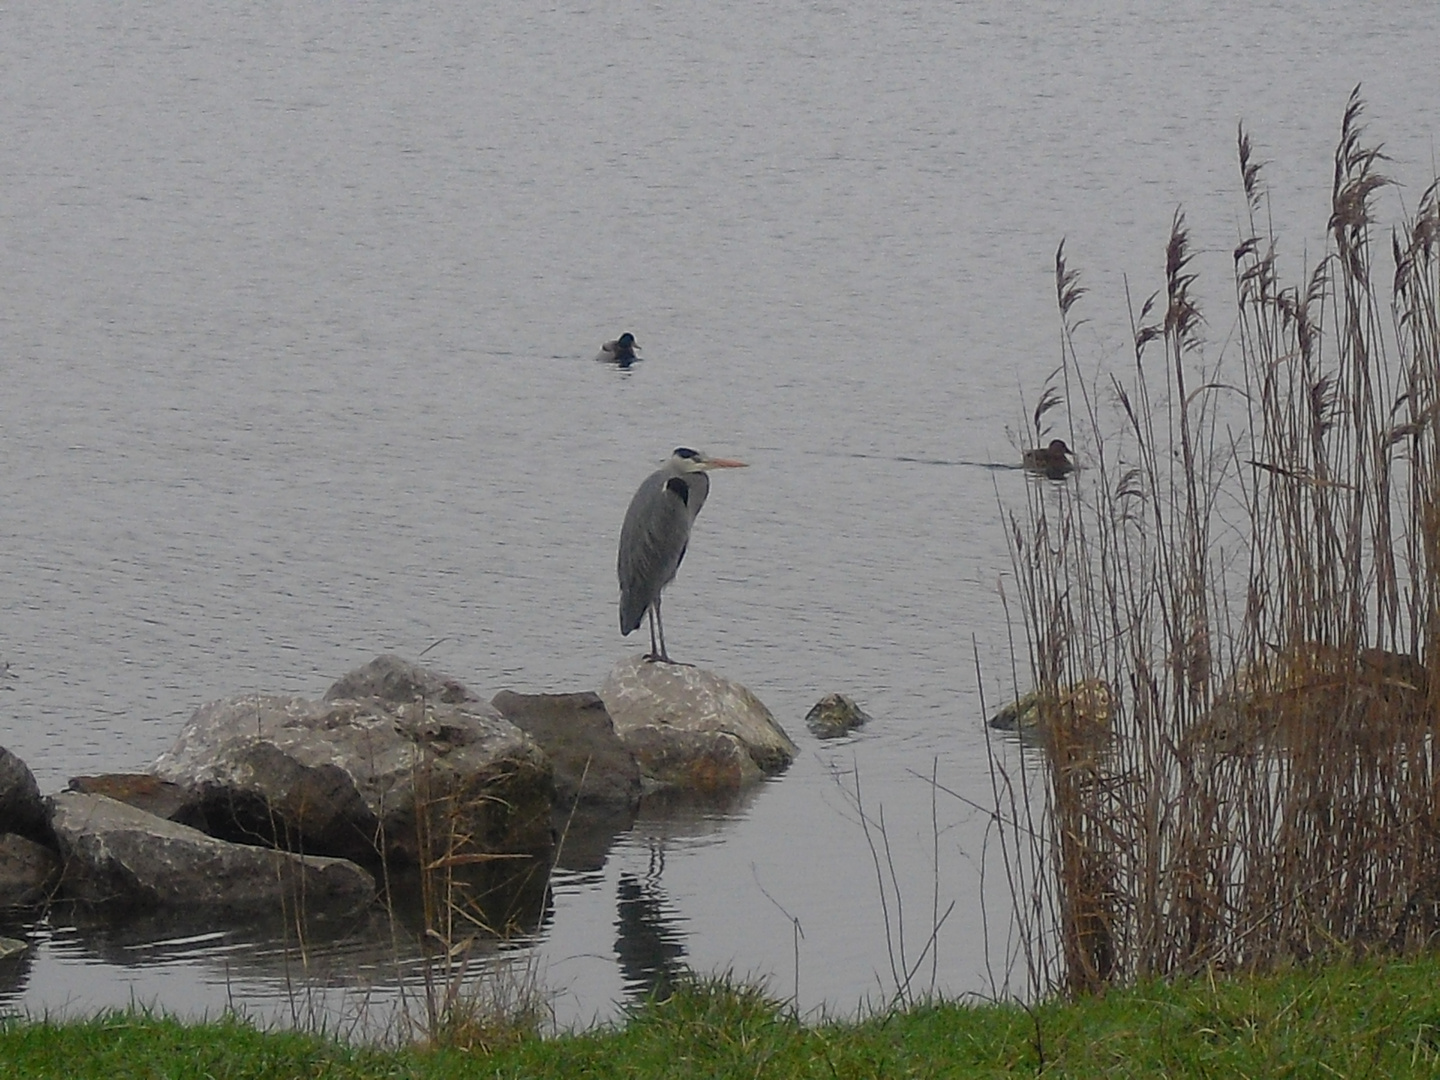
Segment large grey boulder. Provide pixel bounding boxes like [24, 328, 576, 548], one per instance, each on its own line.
[151, 656, 555, 866]
[0, 746, 53, 848]
[47, 792, 375, 915]
[599, 658, 797, 791]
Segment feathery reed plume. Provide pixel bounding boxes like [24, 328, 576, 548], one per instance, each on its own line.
[1003, 91, 1440, 995]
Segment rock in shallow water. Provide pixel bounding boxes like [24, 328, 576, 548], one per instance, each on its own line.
[47, 792, 376, 915]
[0, 833, 59, 908]
[988, 679, 1114, 741]
[67, 774, 196, 823]
[0, 746, 52, 848]
[490, 690, 642, 809]
[804, 693, 872, 738]
[324, 652, 480, 706]
[151, 656, 555, 866]
[599, 657, 797, 791]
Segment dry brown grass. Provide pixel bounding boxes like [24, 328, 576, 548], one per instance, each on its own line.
[1002, 87, 1440, 996]
[400, 742, 555, 1049]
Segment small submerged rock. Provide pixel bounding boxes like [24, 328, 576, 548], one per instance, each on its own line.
[988, 679, 1113, 741]
[804, 693, 872, 738]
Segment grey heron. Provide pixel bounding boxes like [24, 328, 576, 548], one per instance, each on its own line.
[597, 332, 640, 366]
[1022, 438, 1075, 479]
[618, 447, 747, 662]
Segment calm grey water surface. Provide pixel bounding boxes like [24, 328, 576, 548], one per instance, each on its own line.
[3, 0, 1438, 1033]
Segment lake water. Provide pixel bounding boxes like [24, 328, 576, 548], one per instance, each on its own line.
[2, 0, 1438, 1035]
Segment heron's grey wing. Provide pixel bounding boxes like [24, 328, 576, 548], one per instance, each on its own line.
[618, 472, 695, 634]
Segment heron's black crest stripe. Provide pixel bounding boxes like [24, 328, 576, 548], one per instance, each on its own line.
[674, 447, 700, 459]
[665, 476, 690, 505]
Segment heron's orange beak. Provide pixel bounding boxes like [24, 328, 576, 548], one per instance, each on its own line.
[702, 457, 748, 469]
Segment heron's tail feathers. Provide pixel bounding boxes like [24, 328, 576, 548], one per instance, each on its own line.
[619, 593, 647, 635]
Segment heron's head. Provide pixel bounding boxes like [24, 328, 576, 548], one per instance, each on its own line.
[669, 447, 748, 472]
[1049, 439, 1072, 456]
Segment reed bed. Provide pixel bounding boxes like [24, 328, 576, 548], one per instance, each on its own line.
[1003, 88, 1440, 996]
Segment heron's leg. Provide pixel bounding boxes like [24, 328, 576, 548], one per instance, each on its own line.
[654, 594, 671, 663]
[645, 606, 660, 661]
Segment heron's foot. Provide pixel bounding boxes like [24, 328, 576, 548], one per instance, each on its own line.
[642, 652, 694, 666]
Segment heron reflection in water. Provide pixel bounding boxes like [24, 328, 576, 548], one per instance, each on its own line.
[615, 862, 688, 1002]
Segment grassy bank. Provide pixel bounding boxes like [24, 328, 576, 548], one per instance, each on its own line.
[4, 958, 1440, 1078]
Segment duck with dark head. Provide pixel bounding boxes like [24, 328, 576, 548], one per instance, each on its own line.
[597, 332, 640, 367]
[1023, 438, 1075, 479]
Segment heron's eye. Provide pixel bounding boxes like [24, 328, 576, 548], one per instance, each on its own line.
[675, 447, 699, 459]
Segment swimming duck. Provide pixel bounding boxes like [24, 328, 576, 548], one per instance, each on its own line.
[597, 332, 640, 366]
[1022, 438, 1075, 478]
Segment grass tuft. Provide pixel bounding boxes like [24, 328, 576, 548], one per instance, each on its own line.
[11, 958, 1440, 1077]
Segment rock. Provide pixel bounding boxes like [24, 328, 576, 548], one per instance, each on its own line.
[490, 690, 642, 809]
[1191, 644, 1429, 754]
[988, 679, 1114, 741]
[805, 693, 872, 738]
[0, 833, 60, 908]
[152, 657, 555, 867]
[324, 652, 480, 706]
[0, 746, 53, 848]
[489, 689, 642, 872]
[620, 725, 764, 789]
[599, 658, 797, 791]
[47, 791, 376, 915]
[68, 774, 199, 825]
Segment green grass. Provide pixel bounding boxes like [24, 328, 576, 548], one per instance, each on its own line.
[5, 959, 1440, 1078]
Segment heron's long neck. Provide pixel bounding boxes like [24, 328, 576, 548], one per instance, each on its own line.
[686, 470, 711, 518]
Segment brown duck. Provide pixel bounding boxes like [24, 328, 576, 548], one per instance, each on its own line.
[1023, 438, 1075, 478]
